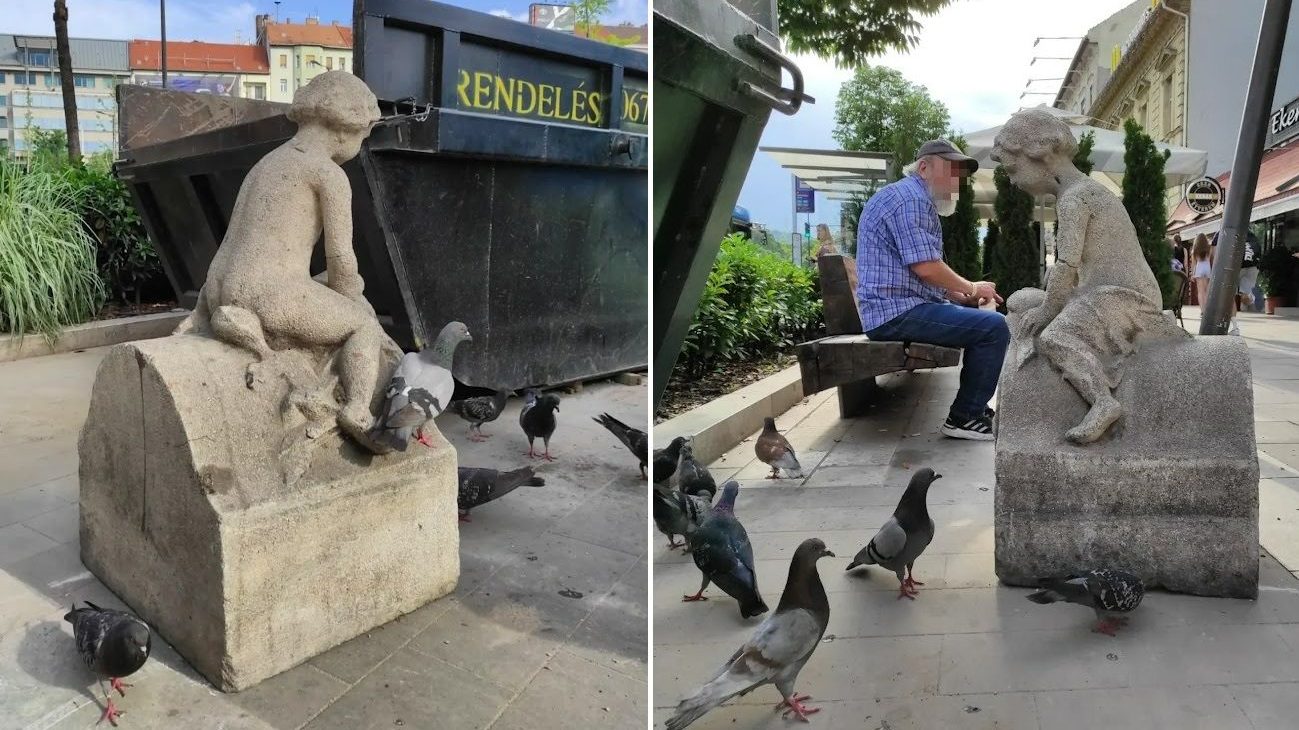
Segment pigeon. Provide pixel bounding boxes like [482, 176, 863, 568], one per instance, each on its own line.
[845, 467, 940, 600]
[1026, 569, 1145, 636]
[666, 538, 836, 729]
[592, 412, 648, 477]
[754, 417, 804, 479]
[446, 389, 511, 441]
[370, 321, 471, 451]
[653, 484, 710, 550]
[65, 601, 152, 727]
[654, 435, 688, 484]
[519, 389, 561, 461]
[457, 466, 545, 521]
[675, 442, 716, 501]
[683, 480, 767, 618]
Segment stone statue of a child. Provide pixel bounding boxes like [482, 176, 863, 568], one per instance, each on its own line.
[991, 108, 1186, 445]
[175, 71, 394, 446]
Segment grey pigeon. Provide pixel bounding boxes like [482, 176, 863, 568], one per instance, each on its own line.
[845, 467, 940, 600]
[654, 435, 688, 484]
[447, 389, 511, 441]
[675, 442, 716, 501]
[457, 466, 545, 521]
[370, 321, 471, 451]
[519, 389, 561, 461]
[65, 601, 151, 727]
[683, 480, 767, 618]
[653, 484, 710, 550]
[755, 417, 803, 479]
[1027, 569, 1145, 636]
[593, 412, 648, 477]
[666, 538, 835, 729]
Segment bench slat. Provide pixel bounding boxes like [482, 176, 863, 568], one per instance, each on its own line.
[795, 336, 962, 396]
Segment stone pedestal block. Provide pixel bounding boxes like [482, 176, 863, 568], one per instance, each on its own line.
[78, 336, 460, 691]
[995, 334, 1258, 598]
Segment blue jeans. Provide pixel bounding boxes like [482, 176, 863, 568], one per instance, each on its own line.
[866, 303, 1010, 420]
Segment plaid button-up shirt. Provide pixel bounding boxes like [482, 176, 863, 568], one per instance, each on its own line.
[854, 173, 949, 331]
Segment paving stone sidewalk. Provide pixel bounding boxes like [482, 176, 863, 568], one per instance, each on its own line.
[0, 346, 647, 730]
[654, 307, 1299, 730]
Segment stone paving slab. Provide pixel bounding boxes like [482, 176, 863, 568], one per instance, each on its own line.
[0, 346, 647, 730]
[654, 307, 1299, 730]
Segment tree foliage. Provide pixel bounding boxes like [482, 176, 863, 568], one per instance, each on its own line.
[941, 136, 980, 280]
[991, 165, 1038, 300]
[778, 0, 954, 68]
[1120, 118, 1177, 309]
[570, 0, 610, 38]
[1074, 130, 1096, 175]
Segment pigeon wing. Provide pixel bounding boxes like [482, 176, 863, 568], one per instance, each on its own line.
[866, 517, 908, 566]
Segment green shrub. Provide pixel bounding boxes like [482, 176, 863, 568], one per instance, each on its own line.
[991, 165, 1038, 300]
[1258, 244, 1297, 299]
[64, 162, 167, 304]
[1121, 118, 1177, 309]
[0, 158, 106, 337]
[677, 234, 823, 377]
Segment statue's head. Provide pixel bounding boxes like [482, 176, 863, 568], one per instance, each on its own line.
[288, 71, 382, 163]
[991, 108, 1078, 196]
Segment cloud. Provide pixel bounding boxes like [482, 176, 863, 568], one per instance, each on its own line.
[488, 9, 528, 23]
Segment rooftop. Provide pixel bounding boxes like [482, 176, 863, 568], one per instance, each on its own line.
[128, 40, 269, 73]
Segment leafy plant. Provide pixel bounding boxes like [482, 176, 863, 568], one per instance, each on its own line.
[1258, 244, 1297, 299]
[677, 234, 823, 378]
[0, 158, 105, 337]
[1121, 118, 1177, 309]
[991, 165, 1037, 301]
[64, 162, 166, 304]
[941, 135, 980, 280]
[778, 0, 954, 68]
[571, 0, 610, 37]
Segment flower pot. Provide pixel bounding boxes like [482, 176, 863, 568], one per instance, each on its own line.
[1266, 296, 1283, 315]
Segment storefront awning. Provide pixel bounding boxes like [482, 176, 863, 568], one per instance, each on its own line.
[1167, 141, 1299, 238]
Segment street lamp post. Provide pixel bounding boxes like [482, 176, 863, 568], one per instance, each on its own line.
[1201, 0, 1293, 335]
[160, 0, 167, 89]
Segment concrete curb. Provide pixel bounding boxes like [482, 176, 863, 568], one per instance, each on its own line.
[653, 364, 805, 466]
[0, 311, 189, 363]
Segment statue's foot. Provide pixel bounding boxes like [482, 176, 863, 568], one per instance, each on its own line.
[1066, 395, 1122, 444]
[339, 402, 390, 454]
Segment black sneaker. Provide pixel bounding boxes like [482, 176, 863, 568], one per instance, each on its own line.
[941, 413, 995, 441]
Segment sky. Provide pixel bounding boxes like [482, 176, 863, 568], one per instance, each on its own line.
[5, 0, 646, 44]
[736, 0, 1138, 236]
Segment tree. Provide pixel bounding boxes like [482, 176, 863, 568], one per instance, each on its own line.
[571, 0, 610, 38]
[941, 137, 979, 279]
[1074, 130, 1096, 175]
[779, 0, 954, 68]
[982, 220, 1000, 279]
[833, 64, 949, 234]
[992, 165, 1038, 301]
[53, 0, 80, 163]
[1121, 118, 1177, 309]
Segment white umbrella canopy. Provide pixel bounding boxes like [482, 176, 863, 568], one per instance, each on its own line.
[962, 104, 1208, 220]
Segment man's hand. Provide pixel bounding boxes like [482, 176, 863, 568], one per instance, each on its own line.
[970, 281, 1003, 305]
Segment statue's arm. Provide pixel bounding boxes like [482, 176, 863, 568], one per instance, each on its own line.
[319, 166, 364, 300]
[1038, 194, 1086, 317]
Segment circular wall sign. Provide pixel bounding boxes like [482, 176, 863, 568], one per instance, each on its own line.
[1184, 177, 1223, 214]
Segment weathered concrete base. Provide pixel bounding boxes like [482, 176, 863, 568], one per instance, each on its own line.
[995, 333, 1259, 598]
[78, 336, 460, 691]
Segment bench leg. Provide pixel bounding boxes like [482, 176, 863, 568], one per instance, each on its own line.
[837, 379, 882, 418]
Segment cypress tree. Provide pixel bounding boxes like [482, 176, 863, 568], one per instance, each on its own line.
[942, 171, 981, 280]
[982, 220, 1000, 279]
[1121, 119, 1176, 309]
[992, 165, 1039, 300]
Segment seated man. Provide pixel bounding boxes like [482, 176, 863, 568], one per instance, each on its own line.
[855, 139, 1008, 441]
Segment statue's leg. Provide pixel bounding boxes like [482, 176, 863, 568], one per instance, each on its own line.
[337, 321, 383, 435]
[1037, 323, 1122, 444]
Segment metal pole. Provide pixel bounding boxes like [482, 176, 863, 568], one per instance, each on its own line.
[791, 173, 796, 257]
[160, 0, 167, 90]
[1201, 0, 1292, 334]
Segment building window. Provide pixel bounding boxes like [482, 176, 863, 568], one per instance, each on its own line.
[325, 56, 333, 70]
[0, 72, 5, 84]
[0, 95, 6, 106]
[279, 53, 287, 68]
[74, 74, 94, 88]
[246, 82, 266, 100]
[1162, 73, 1174, 134]
[26, 49, 52, 66]
[0, 116, 7, 129]
[280, 79, 288, 93]
[1137, 103, 1147, 129]
[305, 54, 317, 68]
[16, 71, 35, 85]
[340, 58, 346, 71]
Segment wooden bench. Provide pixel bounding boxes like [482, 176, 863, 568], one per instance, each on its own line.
[796, 254, 962, 417]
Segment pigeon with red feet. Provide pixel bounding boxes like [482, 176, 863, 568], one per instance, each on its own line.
[667, 538, 835, 729]
[1026, 569, 1145, 636]
[65, 601, 151, 727]
[447, 389, 511, 441]
[653, 484, 710, 550]
[845, 467, 939, 600]
[457, 466, 545, 521]
[682, 480, 767, 618]
[370, 321, 470, 451]
[755, 417, 803, 479]
[519, 389, 560, 461]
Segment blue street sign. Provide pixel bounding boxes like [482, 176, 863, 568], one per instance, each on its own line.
[795, 177, 815, 213]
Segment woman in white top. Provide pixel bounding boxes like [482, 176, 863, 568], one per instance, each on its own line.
[1192, 233, 1213, 306]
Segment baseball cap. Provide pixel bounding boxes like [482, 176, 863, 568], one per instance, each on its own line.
[915, 139, 979, 175]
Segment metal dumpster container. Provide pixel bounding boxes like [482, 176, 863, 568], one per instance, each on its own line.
[115, 0, 648, 390]
[652, 0, 810, 411]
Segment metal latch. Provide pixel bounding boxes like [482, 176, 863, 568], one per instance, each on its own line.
[733, 33, 815, 116]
